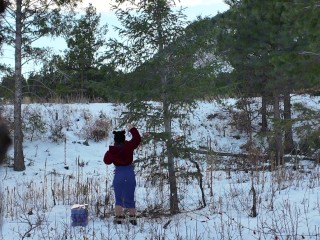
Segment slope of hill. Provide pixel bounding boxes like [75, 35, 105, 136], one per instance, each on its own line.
[0, 95, 319, 239]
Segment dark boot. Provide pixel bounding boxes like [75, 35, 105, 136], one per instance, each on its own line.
[114, 215, 125, 224]
[129, 215, 137, 226]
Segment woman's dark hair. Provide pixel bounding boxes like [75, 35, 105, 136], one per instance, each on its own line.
[113, 130, 125, 144]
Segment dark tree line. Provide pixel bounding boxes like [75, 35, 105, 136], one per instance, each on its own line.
[212, 0, 320, 166]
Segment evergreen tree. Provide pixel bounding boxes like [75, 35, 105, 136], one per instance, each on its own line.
[64, 3, 108, 99]
[107, 0, 205, 214]
[1, 0, 80, 171]
[218, 0, 311, 164]
[291, 0, 320, 92]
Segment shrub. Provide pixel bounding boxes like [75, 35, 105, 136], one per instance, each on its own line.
[48, 121, 65, 143]
[230, 110, 251, 134]
[81, 116, 112, 142]
[46, 107, 73, 143]
[22, 106, 47, 141]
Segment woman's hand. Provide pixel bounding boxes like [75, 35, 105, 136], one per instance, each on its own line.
[127, 123, 134, 131]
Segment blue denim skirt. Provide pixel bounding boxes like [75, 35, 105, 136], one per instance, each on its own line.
[113, 165, 136, 208]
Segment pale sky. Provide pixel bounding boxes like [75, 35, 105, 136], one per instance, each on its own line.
[78, 0, 229, 42]
[0, 0, 230, 76]
[80, 0, 229, 20]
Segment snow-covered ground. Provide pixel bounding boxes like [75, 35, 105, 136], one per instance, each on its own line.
[0, 94, 320, 240]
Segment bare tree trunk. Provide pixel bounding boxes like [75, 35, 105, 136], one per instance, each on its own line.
[283, 88, 294, 154]
[163, 87, 179, 214]
[155, 0, 179, 214]
[13, 0, 25, 171]
[260, 73, 269, 132]
[164, 103, 179, 214]
[250, 179, 257, 217]
[261, 93, 268, 132]
[273, 90, 283, 167]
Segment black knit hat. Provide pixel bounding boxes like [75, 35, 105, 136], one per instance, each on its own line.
[113, 130, 125, 144]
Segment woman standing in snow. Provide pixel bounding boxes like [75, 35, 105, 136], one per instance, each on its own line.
[103, 123, 141, 225]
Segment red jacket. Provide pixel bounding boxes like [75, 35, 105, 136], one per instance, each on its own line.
[103, 127, 141, 166]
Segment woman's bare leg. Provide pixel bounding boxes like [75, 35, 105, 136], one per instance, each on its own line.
[115, 205, 123, 216]
[128, 208, 136, 216]
[114, 205, 124, 224]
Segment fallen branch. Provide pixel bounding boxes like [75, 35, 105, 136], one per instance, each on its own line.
[181, 147, 265, 159]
